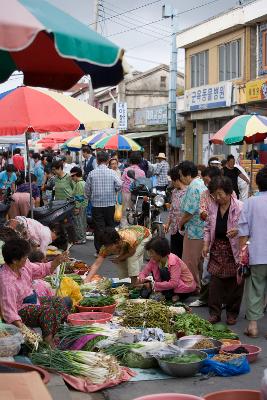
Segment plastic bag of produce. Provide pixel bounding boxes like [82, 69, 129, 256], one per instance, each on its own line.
[58, 277, 83, 306]
[200, 355, 250, 377]
[0, 323, 24, 357]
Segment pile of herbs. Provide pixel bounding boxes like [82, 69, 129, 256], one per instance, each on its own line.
[121, 300, 173, 333]
[79, 296, 115, 307]
[173, 313, 238, 340]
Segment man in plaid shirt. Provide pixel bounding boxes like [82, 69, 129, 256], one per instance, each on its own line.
[85, 151, 122, 253]
[154, 153, 170, 191]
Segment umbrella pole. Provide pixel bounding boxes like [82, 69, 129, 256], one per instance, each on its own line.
[25, 132, 33, 218]
[249, 142, 254, 196]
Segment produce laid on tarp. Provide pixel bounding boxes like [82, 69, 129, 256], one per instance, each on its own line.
[0, 265, 258, 393]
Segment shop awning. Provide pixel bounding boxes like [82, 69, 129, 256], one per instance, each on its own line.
[125, 131, 167, 140]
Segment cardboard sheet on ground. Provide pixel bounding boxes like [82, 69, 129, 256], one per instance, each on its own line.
[0, 371, 52, 400]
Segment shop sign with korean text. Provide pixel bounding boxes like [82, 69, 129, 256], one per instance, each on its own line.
[185, 82, 232, 111]
[116, 102, 127, 130]
[246, 79, 267, 102]
[134, 105, 167, 126]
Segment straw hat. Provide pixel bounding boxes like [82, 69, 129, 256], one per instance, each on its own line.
[156, 152, 166, 159]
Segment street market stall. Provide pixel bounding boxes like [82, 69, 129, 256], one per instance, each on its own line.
[0, 85, 116, 215]
[210, 113, 267, 192]
[1, 255, 263, 395]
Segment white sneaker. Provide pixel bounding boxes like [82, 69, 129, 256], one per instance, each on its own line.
[189, 299, 207, 307]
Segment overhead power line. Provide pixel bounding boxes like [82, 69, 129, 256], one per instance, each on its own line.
[127, 33, 171, 51]
[103, 2, 170, 34]
[102, 10, 169, 42]
[176, 0, 221, 15]
[107, 17, 165, 37]
[90, 0, 162, 25]
[107, 0, 222, 38]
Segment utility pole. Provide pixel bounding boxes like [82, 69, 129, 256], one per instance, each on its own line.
[93, 0, 99, 32]
[163, 5, 178, 160]
[88, 0, 100, 108]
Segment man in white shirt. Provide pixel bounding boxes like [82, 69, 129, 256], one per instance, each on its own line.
[62, 157, 76, 175]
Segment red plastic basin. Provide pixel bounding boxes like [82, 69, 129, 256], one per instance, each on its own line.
[133, 395, 204, 400]
[204, 390, 261, 400]
[67, 312, 112, 326]
[76, 303, 117, 314]
[221, 344, 261, 363]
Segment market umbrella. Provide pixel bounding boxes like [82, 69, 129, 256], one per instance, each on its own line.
[38, 132, 79, 145]
[81, 131, 112, 146]
[92, 133, 142, 151]
[0, 86, 115, 216]
[210, 113, 267, 192]
[0, 86, 116, 135]
[0, 0, 126, 90]
[210, 114, 267, 145]
[61, 135, 83, 151]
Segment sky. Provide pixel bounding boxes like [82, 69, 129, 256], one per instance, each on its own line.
[1, 0, 246, 92]
[52, 0, 241, 71]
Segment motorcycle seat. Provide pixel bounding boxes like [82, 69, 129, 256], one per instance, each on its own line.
[33, 199, 75, 219]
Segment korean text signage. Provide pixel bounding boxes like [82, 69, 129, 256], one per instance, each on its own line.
[116, 102, 127, 130]
[246, 79, 267, 102]
[135, 105, 168, 126]
[185, 82, 232, 112]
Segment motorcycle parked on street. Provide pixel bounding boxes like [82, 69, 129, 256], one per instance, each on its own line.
[126, 170, 165, 237]
[0, 188, 75, 227]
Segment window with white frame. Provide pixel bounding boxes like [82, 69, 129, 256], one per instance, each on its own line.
[190, 50, 209, 88]
[219, 39, 241, 81]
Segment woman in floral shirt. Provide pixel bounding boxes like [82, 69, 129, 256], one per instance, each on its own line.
[199, 167, 221, 221]
[164, 166, 187, 258]
[178, 161, 206, 291]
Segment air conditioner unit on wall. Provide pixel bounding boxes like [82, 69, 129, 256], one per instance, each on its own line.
[181, 144, 185, 151]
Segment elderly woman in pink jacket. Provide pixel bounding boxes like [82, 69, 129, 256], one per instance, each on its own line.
[202, 176, 243, 325]
[138, 237, 196, 302]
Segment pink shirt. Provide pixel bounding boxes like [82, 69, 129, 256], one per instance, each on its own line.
[139, 253, 196, 294]
[168, 188, 187, 235]
[16, 217, 52, 253]
[204, 195, 243, 263]
[200, 189, 214, 217]
[121, 165, 145, 193]
[0, 260, 52, 323]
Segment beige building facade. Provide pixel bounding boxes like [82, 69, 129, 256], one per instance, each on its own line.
[94, 64, 184, 164]
[177, 0, 267, 164]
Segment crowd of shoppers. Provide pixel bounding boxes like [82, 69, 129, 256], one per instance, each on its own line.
[2, 143, 267, 340]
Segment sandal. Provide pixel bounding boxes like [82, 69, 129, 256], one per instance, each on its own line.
[208, 315, 221, 324]
[226, 317, 237, 326]
[244, 328, 259, 338]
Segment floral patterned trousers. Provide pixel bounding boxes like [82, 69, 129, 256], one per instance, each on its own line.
[19, 296, 69, 337]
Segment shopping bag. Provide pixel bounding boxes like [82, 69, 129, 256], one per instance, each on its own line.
[114, 203, 122, 222]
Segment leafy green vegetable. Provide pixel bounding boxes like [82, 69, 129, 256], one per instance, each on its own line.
[173, 313, 238, 339]
[122, 351, 157, 369]
[82, 336, 107, 351]
[79, 296, 115, 307]
[164, 354, 203, 364]
[213, 323, 228, 332]
[103, 343, 143, 360]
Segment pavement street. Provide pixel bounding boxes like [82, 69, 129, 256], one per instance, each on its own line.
[69, 237, 267, 400]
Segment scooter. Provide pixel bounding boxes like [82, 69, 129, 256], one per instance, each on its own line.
[126, 170, 165, 238]
[0, 188, 75, 227]
[32, 196, 76, 226]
